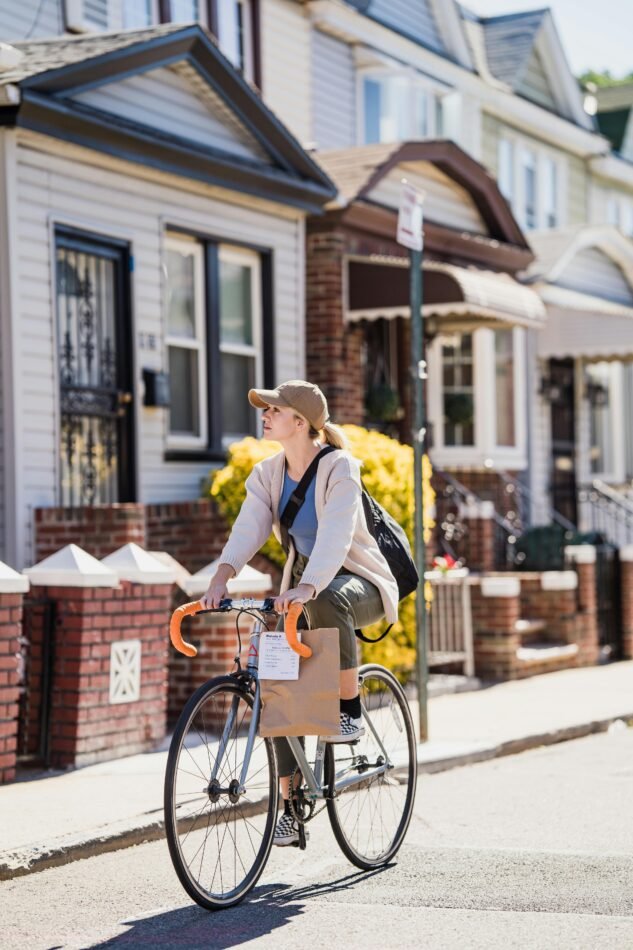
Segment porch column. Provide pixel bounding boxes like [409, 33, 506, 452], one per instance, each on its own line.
[458, 500, 496, 573]
[305, 227, 364, 422]
[619, 546, 633, 660]
[0, 563, 29, 784]
[564, 545, 599, 666]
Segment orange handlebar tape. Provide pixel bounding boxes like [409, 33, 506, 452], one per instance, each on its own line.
[284, 602, 312, 658]
[169, 601, 201, 657]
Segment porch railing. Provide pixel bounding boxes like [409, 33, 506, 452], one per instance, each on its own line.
[425, 568, 474, 677]
[578, 480, 633, 547]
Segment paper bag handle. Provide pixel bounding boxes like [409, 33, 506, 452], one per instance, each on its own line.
[284, 602, 312, 658]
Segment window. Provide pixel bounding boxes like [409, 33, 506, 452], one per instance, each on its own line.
[586, 362, 625, 480]
[496, 134, 562, 230]
[494, 329, 515, 447]
[497, 139, 514, 202]
[167, 0, 202, 20]
[164, 232, 265, 453]
[429, 328, 526, 468]
[442, 334, 475, 447]
[218, 246, 261, 441]
[216, 0, 254, 79]
[542, 157, 558, 229]
[521, 148, 537, 230]
[165, 236, 207, 446]
[123, 0, 155, 26]
[361, 72, 443, 145]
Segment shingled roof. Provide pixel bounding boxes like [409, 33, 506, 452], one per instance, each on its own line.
[0, 22, 188, 87]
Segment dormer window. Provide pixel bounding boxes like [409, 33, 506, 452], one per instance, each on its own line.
[497, 134, 564, 231]
[361, 70, 445, 145]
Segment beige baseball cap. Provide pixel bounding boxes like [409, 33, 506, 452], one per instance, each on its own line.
[248, 379, 330, 430]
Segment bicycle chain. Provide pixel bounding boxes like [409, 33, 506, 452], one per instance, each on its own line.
[288, 767, 329, 825]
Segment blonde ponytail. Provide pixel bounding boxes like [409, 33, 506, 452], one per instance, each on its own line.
[320, 420, 349, 450]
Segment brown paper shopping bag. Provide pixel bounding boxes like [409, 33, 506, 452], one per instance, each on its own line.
[259, 627, 340, 737]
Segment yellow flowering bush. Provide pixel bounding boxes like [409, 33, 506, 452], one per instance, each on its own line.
[209, 427, 434, 681]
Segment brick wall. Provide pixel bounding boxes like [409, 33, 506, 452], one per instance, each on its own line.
[35, 505, 145, 562]
[471, 580, 521, 680]
[146, 499, 229, 575]
[519, 575, 578, 644]
[0, 594, 22, 783]
[621, 554, 633, 659]
[305, 228, 365, 423]
[30, 581, 173, 768]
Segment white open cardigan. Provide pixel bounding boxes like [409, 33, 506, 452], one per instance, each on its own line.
[217, 448, 400, 624]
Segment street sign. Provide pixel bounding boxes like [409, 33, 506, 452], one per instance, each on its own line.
[397, 182, 424, 251]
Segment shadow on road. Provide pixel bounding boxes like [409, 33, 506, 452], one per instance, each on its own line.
[89, 865, 392, 948]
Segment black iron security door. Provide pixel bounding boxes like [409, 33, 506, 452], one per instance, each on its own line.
[56, 230, 136, 506]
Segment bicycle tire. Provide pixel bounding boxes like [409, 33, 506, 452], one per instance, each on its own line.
[164, 675, 279, 910]
[325, 664, 417, 869]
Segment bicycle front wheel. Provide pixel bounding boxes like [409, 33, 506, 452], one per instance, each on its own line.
[325, 664, 417, 869]
[164, 676, 278, 910]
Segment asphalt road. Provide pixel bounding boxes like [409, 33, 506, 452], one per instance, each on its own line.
[5, 727, 633, 950]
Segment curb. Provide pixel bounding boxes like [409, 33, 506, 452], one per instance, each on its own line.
[3, 711, 632, 881]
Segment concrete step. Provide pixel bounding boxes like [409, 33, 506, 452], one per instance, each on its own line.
[516, 641, 579, 663]
[515, 618, 547, 645]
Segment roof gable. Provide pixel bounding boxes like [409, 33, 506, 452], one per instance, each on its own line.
[317, 140, 531, 253]
[462, 7, 592, 129]
[556, 247, 633, 306]
[71, 61, 271, 164]
[516, 44, 557, 111]
[1, 24, 335, 212]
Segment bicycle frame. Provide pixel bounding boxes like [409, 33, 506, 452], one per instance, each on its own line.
[210, 617, 396, 799]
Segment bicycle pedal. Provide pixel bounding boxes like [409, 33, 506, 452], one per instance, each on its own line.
[298, 825, 307, 850]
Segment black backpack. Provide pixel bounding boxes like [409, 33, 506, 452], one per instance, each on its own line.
[279, 446, 419, 644]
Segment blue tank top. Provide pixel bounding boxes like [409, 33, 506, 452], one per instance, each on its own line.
[279, 468, 318, 557]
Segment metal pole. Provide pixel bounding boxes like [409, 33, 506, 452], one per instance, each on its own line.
[410, 246, 428, 741]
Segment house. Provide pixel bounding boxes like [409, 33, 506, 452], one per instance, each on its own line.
[256, 1, 633, 554]
[0, 23, 334, 568]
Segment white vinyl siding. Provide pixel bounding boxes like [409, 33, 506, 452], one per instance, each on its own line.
[261, 0, 312, 144]
[367, 0, 445, 54]
[11, 131, 305, 567]
[556, 248, 633, 305]
[72, 63, 270, 163]
[516, 46, 557, 112]
[367, 163, 487, 233]
[311, 30, 356, 150]
[0, 0, 62, 40]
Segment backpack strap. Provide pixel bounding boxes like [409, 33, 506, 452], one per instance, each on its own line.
[354, 624, 393, 644]
[279, 445, 337, 552]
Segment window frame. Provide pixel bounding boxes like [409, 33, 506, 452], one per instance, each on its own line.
[218, 243, 264, 448]
[162, 228, 270, 460]
[428, 326, 527, 470]
[164, 234, 209, 450]
[357, 66, 446, 146]
[585, 361, 626, 484]
[122, 0, 159, 28]
[497, 132, 565, 231]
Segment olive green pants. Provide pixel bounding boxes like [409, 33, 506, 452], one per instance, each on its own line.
[273, 551, 384, 778]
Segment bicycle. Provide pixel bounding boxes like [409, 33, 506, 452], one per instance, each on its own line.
[164, 597, 417, 911]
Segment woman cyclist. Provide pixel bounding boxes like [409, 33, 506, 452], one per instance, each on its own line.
[202, 379, 398, 846]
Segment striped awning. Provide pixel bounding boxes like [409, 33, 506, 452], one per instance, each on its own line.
[345, 259, 546, 330]
[537, 285, 633, 361]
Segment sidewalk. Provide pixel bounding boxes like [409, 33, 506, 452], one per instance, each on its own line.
[3, 661, 633, 880]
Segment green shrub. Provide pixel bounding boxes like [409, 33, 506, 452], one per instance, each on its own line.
[209, 427, 435, 681]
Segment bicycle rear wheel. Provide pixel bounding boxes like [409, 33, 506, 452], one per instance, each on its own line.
[325, 664, 417, 869]
[164, 676, 278, 910]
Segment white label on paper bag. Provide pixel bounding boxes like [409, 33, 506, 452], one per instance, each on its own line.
[258, 631, 301, 680]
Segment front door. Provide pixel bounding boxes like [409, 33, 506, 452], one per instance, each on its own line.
[549, 357, 577, 526]
[55, 229, 135, 506]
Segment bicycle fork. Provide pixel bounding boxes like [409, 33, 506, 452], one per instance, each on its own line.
[208, 624, 264, 794]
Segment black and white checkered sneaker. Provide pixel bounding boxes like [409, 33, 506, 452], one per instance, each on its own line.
[273, 812, 309, 847]
[324, 711, 365, 744]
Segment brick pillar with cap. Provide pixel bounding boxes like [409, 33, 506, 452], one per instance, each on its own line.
[24, 543, 175, 767]
[0, 563, 29, 783]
